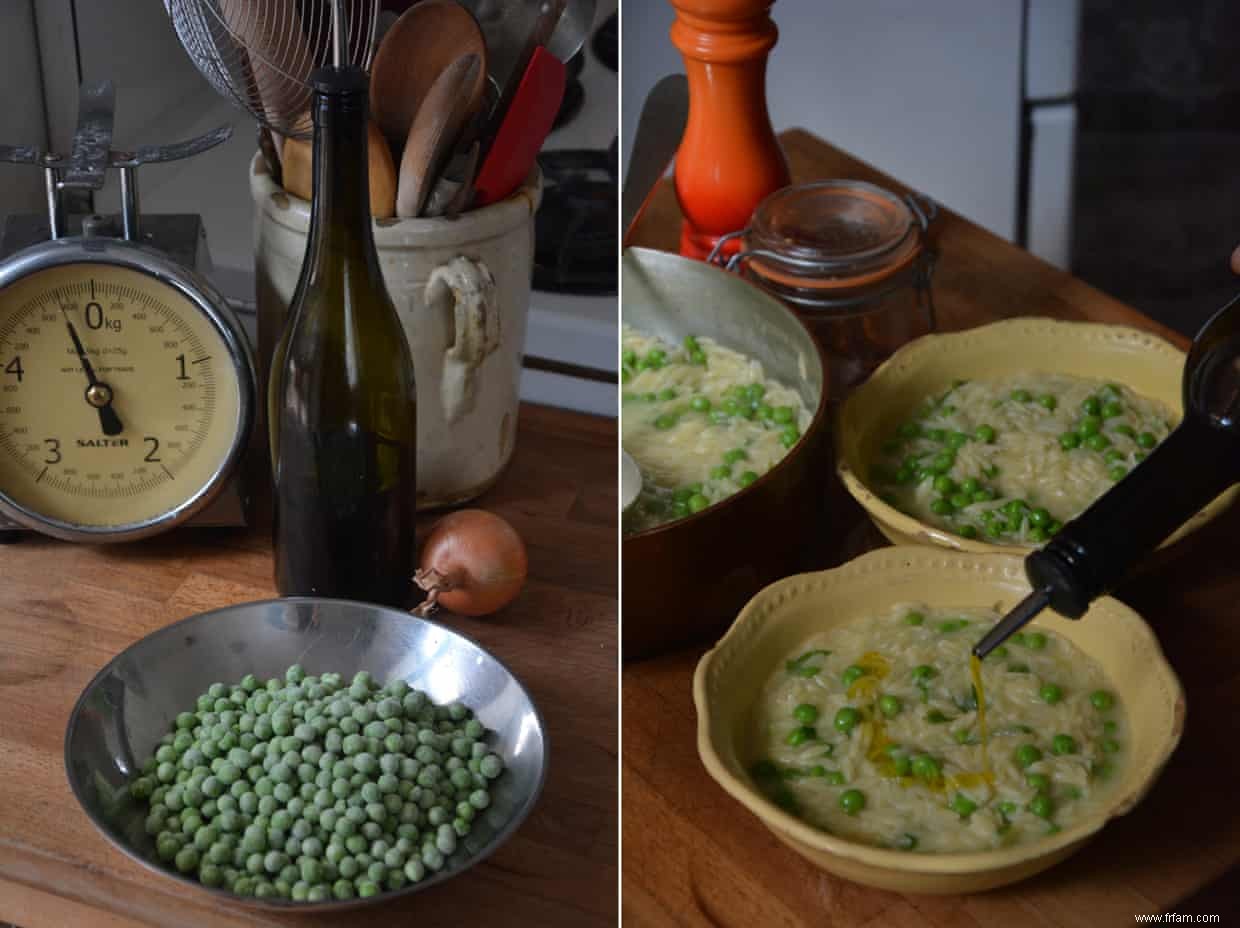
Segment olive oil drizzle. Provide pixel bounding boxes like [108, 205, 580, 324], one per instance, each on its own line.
[970, 652, 991, 778]
[859, 647, 994, 798]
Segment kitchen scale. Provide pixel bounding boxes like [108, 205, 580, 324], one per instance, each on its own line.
[0, 81, 256, 542]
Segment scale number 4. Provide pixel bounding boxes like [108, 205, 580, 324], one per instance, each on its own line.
[4, 356, 22, 382]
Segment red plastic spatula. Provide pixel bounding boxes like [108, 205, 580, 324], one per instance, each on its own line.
[472, 46, 566, 207]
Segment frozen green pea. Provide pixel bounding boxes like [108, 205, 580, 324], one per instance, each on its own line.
[338, 856, 360, 879]
[174, 846, 200, 873]
[293, 723, 315, 743]
[480, 754, 504, 779]
[436, 825, 457, 855]
[404, 858, 426, 883]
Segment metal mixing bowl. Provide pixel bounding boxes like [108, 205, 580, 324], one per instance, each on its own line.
[622, 247, 829, 659]
[64, 598, 547, 912]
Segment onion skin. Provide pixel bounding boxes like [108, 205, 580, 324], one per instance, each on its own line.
[413, 509, 528, 617]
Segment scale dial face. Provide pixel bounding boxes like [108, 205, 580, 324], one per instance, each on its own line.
[0, 250, 252, 540]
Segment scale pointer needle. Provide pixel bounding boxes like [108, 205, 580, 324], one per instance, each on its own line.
[62, 312, 123, 436]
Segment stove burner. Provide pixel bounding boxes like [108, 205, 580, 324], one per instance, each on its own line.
[554, 53, 586, 130]
[534, 150, 617, 295]
[592, 12, 617, 72]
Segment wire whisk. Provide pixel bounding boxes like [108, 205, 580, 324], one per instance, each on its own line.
[165, 0, 379, 139]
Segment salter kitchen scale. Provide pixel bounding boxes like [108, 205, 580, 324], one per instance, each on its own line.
[0, 81, 256, 542]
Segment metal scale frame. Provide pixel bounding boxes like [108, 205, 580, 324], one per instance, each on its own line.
[0, 80, 253, 536]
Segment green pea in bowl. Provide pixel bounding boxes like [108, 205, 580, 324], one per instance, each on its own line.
[64, 598, 547, 912]
[836, 316, 1240, 555]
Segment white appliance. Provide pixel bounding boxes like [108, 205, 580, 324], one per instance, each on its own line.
[520, 0, 619, 418]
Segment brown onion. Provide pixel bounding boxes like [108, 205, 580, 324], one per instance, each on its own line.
[412, 509, 527, 617]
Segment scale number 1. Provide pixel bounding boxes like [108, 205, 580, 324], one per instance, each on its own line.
[175, 354, 189, 381]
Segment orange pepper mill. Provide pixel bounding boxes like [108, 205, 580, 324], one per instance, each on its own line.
[669, 0, 791, 260]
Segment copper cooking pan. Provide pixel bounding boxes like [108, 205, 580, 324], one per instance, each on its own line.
[622, 248, 830, 659]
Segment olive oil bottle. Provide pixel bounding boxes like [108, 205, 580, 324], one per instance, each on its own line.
[269, 65, 416, 607]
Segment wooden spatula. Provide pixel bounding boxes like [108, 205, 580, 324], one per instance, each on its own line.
[368, 0, 488, 153]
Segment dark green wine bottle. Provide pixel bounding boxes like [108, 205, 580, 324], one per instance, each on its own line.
[269, 65, 416, 606]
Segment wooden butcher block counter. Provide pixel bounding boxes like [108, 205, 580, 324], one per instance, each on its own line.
[0, 403, 618, 927]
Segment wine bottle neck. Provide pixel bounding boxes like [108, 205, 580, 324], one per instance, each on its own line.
[307, 76, 375, 260]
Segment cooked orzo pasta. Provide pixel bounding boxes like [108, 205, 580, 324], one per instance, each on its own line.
[872, 374, 1174, 545]
[621, 324, 811, 534]
[752, 604, 1126, 852]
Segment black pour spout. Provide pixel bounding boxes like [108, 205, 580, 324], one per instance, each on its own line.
[974, 292, 1240, 658]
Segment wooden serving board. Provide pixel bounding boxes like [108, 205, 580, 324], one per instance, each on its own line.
[0, 403, 617, 927]
[622, 129, 1240, 926]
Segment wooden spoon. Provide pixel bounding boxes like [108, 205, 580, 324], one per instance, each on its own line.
[396, 54, 483, 218]
[279, 119, 398, 219]
[369, 0, 488, 153]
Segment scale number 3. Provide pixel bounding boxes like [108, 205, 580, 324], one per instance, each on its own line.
[43, 438, 60, 464]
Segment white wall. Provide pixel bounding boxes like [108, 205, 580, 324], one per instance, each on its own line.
[69, 0, 258, 289]
[622, 0, 1025, 241]
[21, 0, 256, 297]
[0, 1, 49, 220]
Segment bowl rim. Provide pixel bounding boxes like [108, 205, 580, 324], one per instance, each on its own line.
[621, 246, 831, 543]
[693, 546, 1186, 875]
[63, 596, 549, 913]
[835, 316, 1239, 555]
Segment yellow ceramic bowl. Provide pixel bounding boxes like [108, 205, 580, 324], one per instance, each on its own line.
[837, 316, 1240, 555]
[693, 546, 1185, 894]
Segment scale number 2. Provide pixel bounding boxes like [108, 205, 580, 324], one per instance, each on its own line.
[144, 437, 161, 462]
[4, 356, 22, 382]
